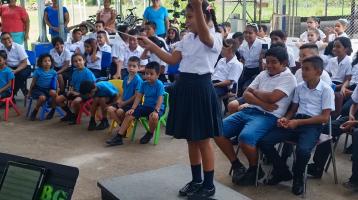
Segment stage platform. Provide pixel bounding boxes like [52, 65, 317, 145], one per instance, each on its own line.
[97, 164, 251, 200]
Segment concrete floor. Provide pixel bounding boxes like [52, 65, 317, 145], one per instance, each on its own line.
[1, 100, 358, 200]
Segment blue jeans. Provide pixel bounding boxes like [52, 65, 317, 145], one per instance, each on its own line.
[223, 107, 277, 146]
[259, 123, 322, 176]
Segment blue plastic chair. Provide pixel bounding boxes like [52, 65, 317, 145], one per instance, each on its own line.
[25, 50, 36, 66]
[26, 97, 64, 121]
[34, 43, 53, 58]
[99, 51, 112, 80]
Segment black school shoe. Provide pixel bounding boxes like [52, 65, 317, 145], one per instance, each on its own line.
[342, 180, 358, 191]
[307, 163, 323, 179]
[96, 119, 109, 130]
[292, 175, 304, 196]
[231, 164, 247, 184]
[106, 134, 123, 146]
[179, 181, 202, 197]
[46, 109, 56, 120]
[236, 166, 264, 186]
[30, 109, 38, 121]
[139, 132, 153, 144]
[88, 119, 97, 131]
[187, 186, 216, 199]
[61, 113, 74, 122]
[265, 168, 292, 185]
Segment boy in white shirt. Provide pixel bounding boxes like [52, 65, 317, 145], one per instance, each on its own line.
[88, 21, 110, 44]
[65, 28, 85, 57]
[97, 30, 112, 53]
[215, 46, 297, 186]
[50, 37, 71, 93]
[270, 30, 296, 70]
[259, 56, 334, 195]
[257, 24, 271, 44]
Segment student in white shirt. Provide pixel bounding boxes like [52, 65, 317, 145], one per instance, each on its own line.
[237, 24, 262, 96]
[212, 38, 243, 97]
[257, 24, 271, 44]
[269, 30, 297, 71]
[110, 25, 129, 79]
[115, 29, 147, 79]
[259, 56, 334, 195]
[88, 21, 110, 44]
[84, 38, 102, 78]
[297, 29, 327, 55]
[65, 28, 85, 57]
[326, 19, 349, 42]
[137, 1, 223, 197]
[300, 16, 326, 42]
[222, 22, 234, 39]
[325, 37, 353, 91]
[0, 32, 30, 96]
[215, 46, 297, 186]
[50, 37, 71, 93]
[97, 30, 111, 53]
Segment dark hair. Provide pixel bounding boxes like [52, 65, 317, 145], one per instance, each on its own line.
[302, 56, 324, 72]
[270, 42, 286, 49]
[352, 51, 358, 66]
[232, 32, 244, 40]
[246, 24, 258, 33]
[258, 24, 268, 33]
[307, 16, 320, 24]
[265, 46, 288, 63]
[334, 37, 353, 56]
[222, 22, 231, 28]
[145, 21, 157, 30]
[300, 43, 319, 51]
[79, 80, 95, 95]
[270, 30, 286, 40]
[166, 27, 180, 45]
[51, 36, 64, 46]
[84, 38, 99, 54]
[223, 38, 239, 52]
[1, 32, 11, 38]
[324, 41, 335, 56]
[128, 28, 139, 36]
[71, 52, 86, 64]
[72, 28, 82, 34]
[128, 56, 141, 66]
[148, 36, 168, 51]
[37, 53, 54, 68]
[186, 1, 220, 32]
[97, 30, 107, 39]
[78, 24, 88, 32]
[0, 50, 7, 60]
[145, 61, 160, 74]
[95, 20, 105, 26]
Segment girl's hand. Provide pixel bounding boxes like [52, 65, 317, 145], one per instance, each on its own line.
[137, 36, 155, 50]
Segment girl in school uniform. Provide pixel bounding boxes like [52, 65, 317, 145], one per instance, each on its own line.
[325, 37, 353, 92]
[300, 16, 326, 42]
[138, 0, 222, 198]
[326, 19, 349, 42]
[84, 38, 103, 78]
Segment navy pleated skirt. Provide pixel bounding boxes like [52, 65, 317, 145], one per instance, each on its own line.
[166, 72, 223, 141]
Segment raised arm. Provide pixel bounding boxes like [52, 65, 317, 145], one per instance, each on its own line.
[191, 0, 214, 48]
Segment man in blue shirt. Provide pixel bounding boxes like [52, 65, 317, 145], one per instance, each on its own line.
[143, 0, 169, 38]
[44, 0, 70, 38]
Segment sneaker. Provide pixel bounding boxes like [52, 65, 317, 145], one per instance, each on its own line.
[292, 175, 304, 196]
[139, 132, 153, 144]
[187, 186, 215, 199]
[30, 109, 38, 121]
[106, 134, 123, 146]
[88, 119, 97, 131]
[236, 166, 264, 186]
[95, 119, 109, 130]
[232, 164, 246, 184]
[46, 109, 56, 120]
[178, 181, 202, 197]
[342, 180, 358, 191]
[266, 168, 292, 185]
[307, 163, 323, 179]
[61, 113, 73, 122]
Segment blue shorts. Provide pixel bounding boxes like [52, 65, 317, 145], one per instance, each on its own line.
[0, 90, 11, 98]
[132, 105, 164, 119]
[223, 107, 278, 146]
[31, 86, 53, 99]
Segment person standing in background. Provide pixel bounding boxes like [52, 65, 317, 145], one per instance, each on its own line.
[44, 0, 70, 39]
[143, 0, 169, 38]
[96, 0, 117, 34]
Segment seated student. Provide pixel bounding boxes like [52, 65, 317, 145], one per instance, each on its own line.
[297, 29, 327, 55]
[270, 30, 296, 70]
[106, 61, 165, 146]
[80, 80, 119, 131]
[107, 56, 143, 133]
[110, 25, 129, 79]
[259, 56, 334, 196]
[257, 24, 270, 44]
[88, 20, 110, 44]
[65, 28, 85, 57]
[79, 23, 90, 41]
[50, 37, 71, 94]
[27, 54, 58, 121]
[300, 16, 326, 43]
[0, 32, 30, 98]
[144, 21, 169, 50]
[294, 44, 332, 85]
[113, 29, 147, 79]
[222, 22, 234, 39]
[212, 38, 243, 97]
[340, 51, 358, 116]
[231, 32, 244, 61]
[0, 50, 14, 99]
[326, 19, 349, 42]
[84, 38, 103, 78]
[325, 37, 352, 91]
[214, 47, 297, 186]
[97, 30, 111, 53]
[56, 53, 96, 124]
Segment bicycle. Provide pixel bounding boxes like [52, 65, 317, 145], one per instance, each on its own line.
[116, 7, 143, 30]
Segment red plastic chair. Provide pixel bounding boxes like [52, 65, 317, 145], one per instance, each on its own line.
[76, 98, 93, 124]
[0, 80, 20, 121]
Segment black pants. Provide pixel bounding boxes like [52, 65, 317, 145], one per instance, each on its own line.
[351, 129, 358, 183]
[12, 65, 31, 96]
[237, 67, 260, 97]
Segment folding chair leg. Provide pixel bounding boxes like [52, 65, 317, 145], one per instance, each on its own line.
[330, 140, 338, 184]
[131, 119, 138, 142]
[255, 150, 262, 187]
[4, 99, 9, 121]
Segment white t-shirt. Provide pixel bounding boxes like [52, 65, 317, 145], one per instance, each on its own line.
[239, 39, 262, 69]
[49, 48, 71, 68]
[300, 29, 326, 42]
[295, 68, 332, 86]
[0, 43, 28, 67]
[175, 28, 222, 74]
[99, 43, 112, 53]
[325, 56, 352, 83]
[287, 46, 296, 68]
[118, 46, 148, 68]
[350, 64, 358, 86]
[328, 32, 349, 42]
[248, 68, 297, 118]
[65, 40, 85, 57]
[293, 80, 335, 117]
[111, 39, 127, 60]
[212, 56, 243, 88]
[86, 51, 102, 70]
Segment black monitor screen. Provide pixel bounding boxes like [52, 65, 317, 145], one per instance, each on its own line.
[0, 162, 45, 200]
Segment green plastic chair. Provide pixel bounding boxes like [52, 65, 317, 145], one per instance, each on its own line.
[130, 92, 169, 145]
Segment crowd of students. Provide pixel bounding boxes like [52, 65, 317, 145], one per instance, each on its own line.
[0, 0, 358, 198]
